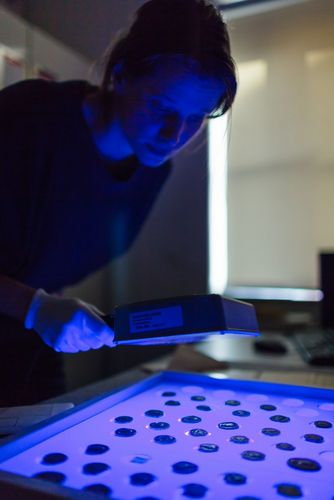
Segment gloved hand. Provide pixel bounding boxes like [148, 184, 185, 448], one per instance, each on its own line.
[24, 289, 115, 353]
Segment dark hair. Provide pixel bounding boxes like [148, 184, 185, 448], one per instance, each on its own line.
[100, 0, 237, 117]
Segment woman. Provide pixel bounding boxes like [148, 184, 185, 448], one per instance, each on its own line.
[0, 0, 237, 404]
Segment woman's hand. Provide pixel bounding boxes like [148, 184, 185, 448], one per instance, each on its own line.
[24, 289, 115, 353]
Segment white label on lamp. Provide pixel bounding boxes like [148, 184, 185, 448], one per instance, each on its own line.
[129, 306, 183, 333]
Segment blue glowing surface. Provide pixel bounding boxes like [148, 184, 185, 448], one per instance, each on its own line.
[0, 371, 334, 499]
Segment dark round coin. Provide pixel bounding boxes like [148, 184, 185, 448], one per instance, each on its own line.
[225, 400, 241, 406]
[130, 472, 156, 486]
[270, 415, 290, 423]
[162, 391, 176, 397]
[314, 420, 332, 429]
[149, 421, 170, 430]
[196, 405, 211, 412]
[83, 483, 112, 495]
[131, 456, 150, 465]
[154, 434, 176, 444]
[235, 497, 261, 500]
[145, 410, 164, 418]
[182, 483, 208, 498]
[191, 395, 206, 401]
[136, 497, 160, 500]
[172, 461, 199, 474]
[115, 415, 133, 423]
[115, 427, 137, 437]
[287, 457, 321, 472]
[230, 435, 249, 444]
[198, 443, 219, 453]
[82, 462, 110, 475]
[275, 483, 303, 497]
[41, 453, 68, 465]
[276, 443, 296, 451]
[232, 410, 251, 417]
[303, 434, 324, 443]
[33, 471, 66, 484]
[181, 415, 202, 424]
[165, 400, 181, 406]
[218, 421, 239, 430]
[189, 429, 208, 437]
[85, 444, 109, 455]
[262, 428, 281, 436]
[241, 450, 265, 461]
[224, 472, 247, 485]
[260, 404, 277, 411]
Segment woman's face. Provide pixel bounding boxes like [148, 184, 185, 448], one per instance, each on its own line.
[113, 58, 224, 167]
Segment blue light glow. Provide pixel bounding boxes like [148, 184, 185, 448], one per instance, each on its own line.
[0, 372, 333, 498]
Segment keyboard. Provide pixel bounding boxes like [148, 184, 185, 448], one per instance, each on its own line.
[293, 328, 334, 366]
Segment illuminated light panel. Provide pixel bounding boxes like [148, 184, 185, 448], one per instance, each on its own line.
[237, 58, 268, 96]
[225, 285, 323, 302]
[219, 0, 311, 20]
[0, 372, 333, 498]
[208, 113, 229, 294]
[305, 48, 334, 69]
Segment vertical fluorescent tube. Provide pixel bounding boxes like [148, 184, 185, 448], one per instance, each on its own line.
[208, 114, 229, 294]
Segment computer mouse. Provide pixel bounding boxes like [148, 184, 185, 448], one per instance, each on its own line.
[253, 338, 288, 355]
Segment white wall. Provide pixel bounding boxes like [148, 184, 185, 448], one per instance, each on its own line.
[0, 4, 91, 86]
[226, 0, 334, 288]
[11, 0, 144, 61]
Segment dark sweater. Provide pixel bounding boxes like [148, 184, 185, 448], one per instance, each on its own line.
[0, 79, 171, 342]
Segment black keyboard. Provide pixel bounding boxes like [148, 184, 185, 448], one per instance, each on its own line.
[293, 328, 334, 366]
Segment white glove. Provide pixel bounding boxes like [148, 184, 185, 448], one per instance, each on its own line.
[24, 289, 115, 353]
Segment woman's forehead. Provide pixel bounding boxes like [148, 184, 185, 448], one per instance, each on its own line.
[137, 58, 225, 112]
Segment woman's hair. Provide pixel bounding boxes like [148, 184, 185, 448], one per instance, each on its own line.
[99, 0, 237, 117]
